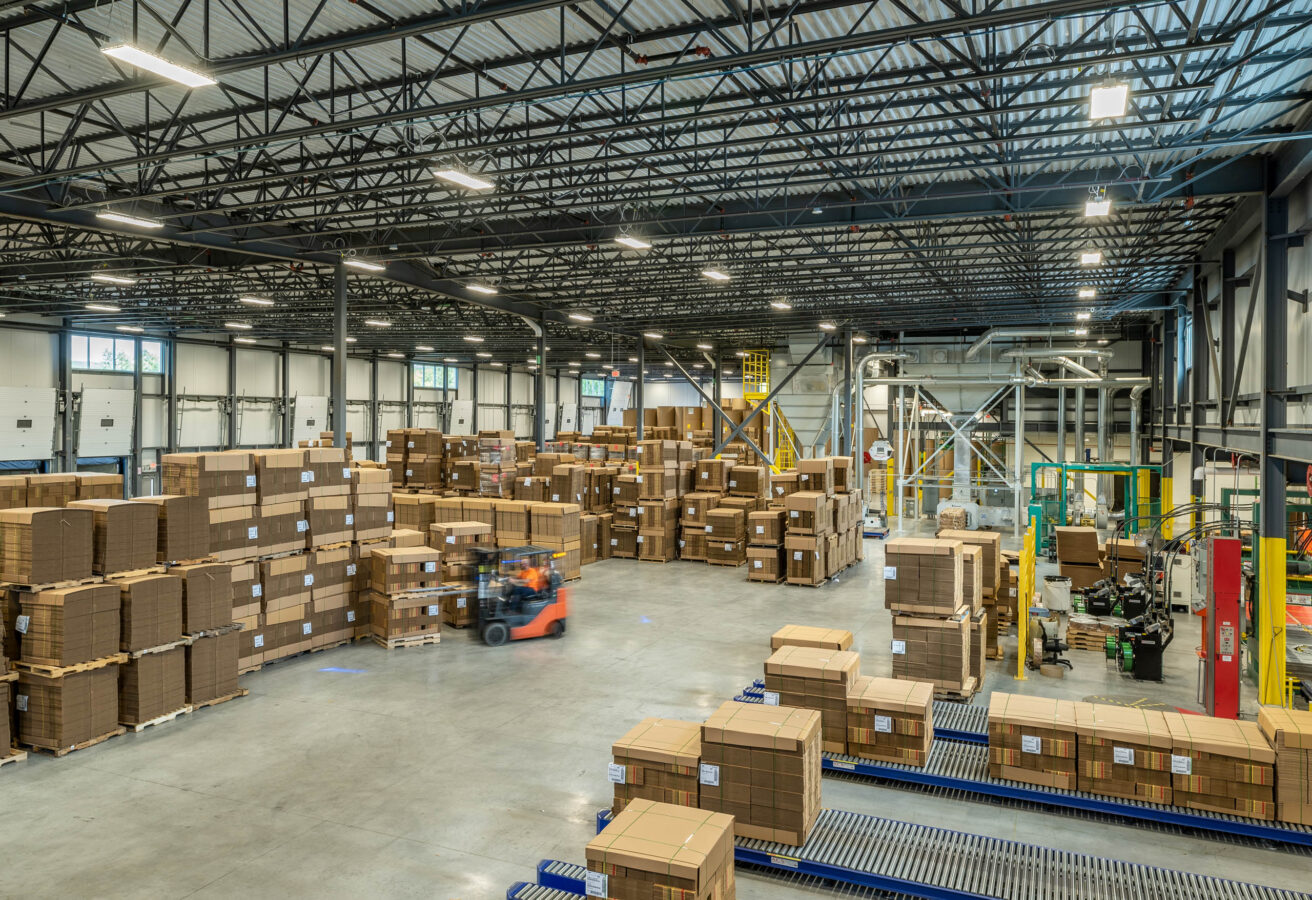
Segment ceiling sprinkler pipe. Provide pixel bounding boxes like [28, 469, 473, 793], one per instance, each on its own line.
[964, 327, 1080, 360]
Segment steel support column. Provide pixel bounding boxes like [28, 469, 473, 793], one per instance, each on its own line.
[405, 358, 414, 429]
[1220, 250, 1239, 409]
[165, 336, 177, 453]
[331, 263, 347, 449]
[535, 322, 546, 450]
[841, 328, 853, 456]
[1014, 383, 1025, 538]
[1160, 308, 1177, 536]
[226, 337, 238, 449]
[636, 343, 645, 442]
[1073, 385, 1086, 464]
[131, 338, 142, 498]
[507, 366, 515, 434]
[281, 341, 292, 447]
[471, 363, 480, 432]
[1056, 386, 1066, 463]
[369, 352, 380, 462]
[1190, 266, 1207, 526]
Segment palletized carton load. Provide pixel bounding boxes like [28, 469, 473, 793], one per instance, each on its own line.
[310, 546, 354, 612]
[987, 692, 1081, 789]
[305, 446, 351, 497]
[369, 546, 441, 594]
[832, 456, 854, 493]
[136, 495, 208, 563]
[260, 554, 312, 625]
[747, 509, 785, 546]
[683, 492, 721, 525]
[700, 700, 822, 846]
[307, 494, 353, 547]
[678, 527, 706, 562]
[25, 473, 78, 507]
[0, 682, 10, 756]
[16, 663, 120, 750]
[764, 644, 860, 753]
[694, 458, 732, 491]
[253, 448, 309, 505]
[784, 490, 830, 536]
[745, 545, 783, 582]
[771, 624, 853, 652]
[611, 718, 703, 815]
[119, 646, 186, 725]
[0, 474, 27, 509]
[960, 545, 984, 613]
[208, 505, 259, 562]
[936, 529, 1002, 597]
[883, 538, 964, 616]
[968, 608, 987, 686]
[796, 457, 835, 496]
[784, 534, 826, 585]
[768, 470, 798, 504]
[704, 508, 745, 542]
[846, 675, 933, 766]
[635, 467, 678, 501]
[1054, 525, 1102, 564]
[230, 562, 261, 620]
[0, 507, 93, 585]
[704, 537, 745, 566]
[258, 500, 307, 556]
[76, 473, 123, 501]
[115, 573, 184, 653]
[68, 499, 159, 575]
[495, 500, 533, 545]
[727, 465, 766, 498]
[391, 494, 438, 533]
[531, 502, 581, 546]
[187, 629, 239, 705]
[174, 562, 232, 634]
[15, 583, 121, 666]
[428, 522, 491, 567]
[586, 798, 736, 900]
[162, 451, 256, 509]
[351, 467, 393, 542]
[1164, 711, 1275, 819]
[1075, 704, 1173, 803]
[1258, 706, 1312, 824]
[892, 608, 971, 692]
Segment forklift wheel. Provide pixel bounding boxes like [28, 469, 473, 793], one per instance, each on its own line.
[482, 622, 510, 647]
[549, 619, 566, 639]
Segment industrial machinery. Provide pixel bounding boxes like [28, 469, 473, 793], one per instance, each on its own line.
[474, 546, 569, 647]
[1105, 616, 1169, 681]
[1082, 575, 1152, 619]
[1195, 536, 1242, 718]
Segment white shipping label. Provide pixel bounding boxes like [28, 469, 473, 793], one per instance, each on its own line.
[755, 525, 765, 534]
[874, 715, 893, 734]
[252, 584, 263, 598]
[610, 538, 618, 546]
[346, 610, 356, 622]
[427, 605, 439, 616]
[303, 574, 314, 587]
[699, 763, 720, 786]
[636, 536, 644, 543]
[525, 478, 532, 487]
[753, 560, 762, 569]
[701, 471, 708, 479]
[343, 468, 352, 479]
[800, 473, 809, 481]
[793, 551, 803, 561]
[14, 615, 29, 634]
[407, 441, 415, 449]
[704, 525, 712, 533]
[776, 486, 784, 495]
[300, 471, 311, 483]
[635, 475, 643, 484]
[729, 479, 737, 488]
[607, 763, 627, 784]
[584, 871, 608, 898]
[248, 526, 259, 540]
[406, 469, 413, 477]
[345, 514, 354, 526]
[456, 597, 466, 609]
[245, 475, 257, 488]
[253, 634, 265, 648]
[1113, 746, 1135, 766]
[15, 694, 27, 712]
[883, 566, 897, 580]
[628, 508, 637, 517]
[687, 507, 696, 516]
[296, 520, 308, 533]
[302, 622, 313, 635]
[346, 564, 356, 576]
[1021, 735, 1042, 755]
[1171, 754, 1193, 775]
[446, 536, 456, 544]
[386, 511, 394, 522]
[724, 543, 732, 551]
[789, 510, 799, 518]
[763, 691, 780, 706]
[424, 561, 437, 573]
[891, 639, 906, 655]
[613, 487, 620, 495]
[552, 494, 560, 502]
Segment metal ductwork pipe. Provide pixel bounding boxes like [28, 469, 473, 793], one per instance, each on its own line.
[854, 351, 914, 503]
[999, 348, 1114, 360]
[1129, 383, 1148, 466]
[1074, 385, 1086, 465]
[964, 327, 1081, 360]
[1056, 386, 1067, 463]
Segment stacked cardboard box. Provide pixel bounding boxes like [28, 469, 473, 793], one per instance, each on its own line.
[119, 646, 186, 726]
[889, 610, 971, 694]
[1074, 704, 1172, 803]
[116, 573, 184, 652]
[679, 492, 719, 562]
[137, 495, 209, 563]
[1164, 711, 1274, 819]
[305, 446, 351, 498]
[884, 538, 964, 617]
[76, 473, 124, 501]
[68, 499, 158, 575]
[987, 692, 1080, 789]
[771, 625, 852, 652]
[15, 659, 121, 751]
[1103, 536, 1147, 581]
[0, 474, 26, 509]
[366, 546, 442, 647]
[746, 509, 785, 583]
[532, 503, 582, 579]
[186, 629, 240, 706]
[404, 429, 446, 488]
[699, 700, 822, 845]
[353, 465, 393, 542]
[1258, 707, 1312, 824]
[763, 644, 860, 752]
[307, 495, 352, 547]
[585, 799, 735, 900]
[0, 507, 94, 585]
[884, 537, 973, 695]
[477, 430, 516, 497]
[846, 675, 933, 766]
[495, 500, 533, 548]
[637, 498, 678, 562]
[611, 717, 702, 815]
[174, 563, 231, 634]
[385, 428, 407, 485]
[551, 463, 586, 506]
[14, 583, 120, 666]
[25, 474, 78, 507]
[1055, 526, 1103, 590]
[704, 508, 746, 566]
[784, 491, 830, 586]
[796, 458, 834, 496]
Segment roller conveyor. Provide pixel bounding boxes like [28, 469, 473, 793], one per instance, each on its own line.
[507, 879, 579, 900]
[542, 809, 1312, 900]
[736, 682, 989, 744]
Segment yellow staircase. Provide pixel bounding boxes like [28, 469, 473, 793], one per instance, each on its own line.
[741, 350, 798, 471]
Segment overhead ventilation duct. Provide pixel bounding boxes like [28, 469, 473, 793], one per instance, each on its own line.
[964, 327, 1081, 360]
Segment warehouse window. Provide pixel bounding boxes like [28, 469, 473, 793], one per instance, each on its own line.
[72, 333, 136, 373]
[581, 377, 606, 397]
[140, 340, 163, 374]
[413, 363, 458, 390]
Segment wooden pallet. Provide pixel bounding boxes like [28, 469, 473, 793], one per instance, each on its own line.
[123, 705, 193, 733]
[185, 622, 243, 640]
[15, 653, 128, 677]
[371, 632, 441, 650]
[639, 556, 678, 564]
[128, 638, 192, 659]
[164, 557, 219, 567]
[25, 727, 125, 757]
[0, 669, 16, 684]
[934, 676, 979, 702]
[310, 541, 353, 551]
[706, 559, 745, 568]
[786, 578, 829, 588]
[747, 575, 784, 584]
[104, 566, 167, 580]
[308, 639, 353, 654]
[192, 688, 249, 710]
[0, 749, 28, 769]
[0, 575, 103, 592]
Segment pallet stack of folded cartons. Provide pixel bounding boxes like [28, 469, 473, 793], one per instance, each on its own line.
[428, 521, 489, 584]
[771, 624, 852, 652]
[1259, 707, 1312, 825]
[1074, 703, 1173, 803]
[25, 473, 78, 507]
[763, 644, 860, 753]
[68, 499, 159, 577]
[1054, 526, 1103, 591]
[610, 475, 640, 559]
[1103, 536, 1147, 582]
[76, 473, 124, 501]
[402, 429, 445, 489]
[476, 430, 516, 497]
[162, 451, 259, 562]
[445, 435, 478, 493]
[1163, 711, 1275, 819]
[550, 462, 586, 506]
[353, 464, 393, 545]
[137, 495, 209, 565]
[392, 493, 438, 535]
[585, 798, 736, 900]
[883, 537, 974, 696]
[494, 500, 533, 549]
[746, 509, 785, 582]
[846, 675, 933, 766]
[610, 717, 703, 815]
[987, 692, 1080, 789]
[705, 508, 746, 567]
[531, 503, 582, 579]
[784, 490, 830, 586]
[699, 700, 822, 846]
[385, 428, 407, 486]
[111, 570, 186, 731]
[679, 491, 719, 563]
[637, 497, 678, 563]
[0, 474, 26, 510]
[0, 506, 95, 587]
[366, 546, 442, 649]
[769, 471, 799, 507]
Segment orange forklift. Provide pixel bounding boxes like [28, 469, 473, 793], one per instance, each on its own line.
[473, 546, 569, 646]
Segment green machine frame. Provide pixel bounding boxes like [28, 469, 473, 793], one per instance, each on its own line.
[1029, 462, 1162, 554]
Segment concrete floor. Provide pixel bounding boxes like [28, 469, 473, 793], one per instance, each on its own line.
[1, 529, 1306, 899]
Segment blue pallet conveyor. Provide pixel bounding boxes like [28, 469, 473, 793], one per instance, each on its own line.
[527, 807, 1311, 900]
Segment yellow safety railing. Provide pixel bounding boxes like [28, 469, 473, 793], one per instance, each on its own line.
[771, 403, 798, 470]
[742, 350, 770, 400]
[1016, 515, 1037, 680]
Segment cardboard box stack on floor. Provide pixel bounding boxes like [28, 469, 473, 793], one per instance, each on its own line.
[1259, 707, 1312, 825]
[1055, 526, 1103, 590]
[366, 546, 442, 647]
[679, 491, 719, 562]
[771, 624, 853, 652]
[1074, 703, 1173, 803]
[25, 473, 79, 507]
[68, 499, 159, 576]
[385, 428, 407, 486]
[704, 508, 746, 567]
[0, 475, 26, 510]
[846, 675, 933, 766]
[883, 537, 975, 696]
[402, 429, 446, 489]
[746, 509, 785, 583]
[119, 645, 186, 727]
[763, 644, 860, 753]
[1103, 536, 1148, 582]
[987, 693, 1080, 789]
[478, 430, 517, 497]
[784, 491, 829, 586]
[637, 497, 678, 563]
[531, 502, 582, 579]
[0, 506, 94, 586]
[586, 798, 735, 900]
[699, 700, 823, 845]
[15, 659, 121, 753]
[137, 495, 208, 564]
[611, 717, 703, 815]
[1164, 711, 1275, 819]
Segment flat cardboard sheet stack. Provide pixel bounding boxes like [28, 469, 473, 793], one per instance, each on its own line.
[14, 584, 120, 666]
[763, 644, 860, 753]
[1055, 526, 1103, 590]
[1164, 711, 1275, 819]
[115, 573, 184, 653]
[68, 499, 159, 575]
[611, 717, 702, 814]
[770, 624, 852, 652]
[846, 675, 933, 766]
[119, 646, 186, 726]
[699, 700, 822, 845]
[586, 798, 735, 900]
[1074, 704, 1173, 803]
[0, 507, 94, 586]
[15, 662, 120, 751]
[1259, 707, 1312, 824]
[136, 495, 208, 563]
[987, 692, 1080, 789]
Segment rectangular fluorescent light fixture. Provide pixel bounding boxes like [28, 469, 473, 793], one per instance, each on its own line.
[696, 343, 713, 350]
[96, 210, 164, 229]
[853, 335, 868, 344]
[1075, 328, 1089, 336]
[643, 332, 663, 340]
[628, 356, 638, 363]
[491, 362, 505, 367]
[433, 168, 495, 191]
[1089, 83, 1129, 119]
[239, 296, 274, 306]
[387, 352, 405, 359]
[415, 345, 434, 352]
[692, 363, 704, 369]
[463, 335, 484, 343]
[320, 346, 335, 352]
[476, 352, 492, 358]
[586, 352, 601, 358]
[116, 325, 144, 333]
[770, 300, 791, 310]
[568, 312, 594, 322]
[701, 269, 730, 282]
[734, 351, 748, 358]
[466, 284, 498, 295]
[1076, 311, 1092, 320]
[343, 258, 385, 272]
[102, 45, 216, 88]
[443, 357, 458, 362]
[234, 337, 257, 344]
[364, 319, 392, 327]
[614, 235, 651, 250]
[1079, 251, 1103, 266]
[1077, 287, 1096, 299]
[819, 322, 836, 331]
[89, 273, 137, 285]
[568, 361, 581, 367]
[346, 337, 357, 343]
[224, 322, 253, 330]
[85, 303, 121, 313]
[1085, 199, 1111, 217]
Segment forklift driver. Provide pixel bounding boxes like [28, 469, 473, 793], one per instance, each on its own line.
[508, 560, 548, 604]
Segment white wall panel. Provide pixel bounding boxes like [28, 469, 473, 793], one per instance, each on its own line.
[510, 371, 534, 405]
[176, 343, 229, 395]
[0, 387, 57, 461]
[236, 400, 279, 447]
[289, 352, 330, 398]
[346, 357, 371, 399]
[378, 361, 407, 402]
[177, 399, 223, 449]
[0, 330, 57, 388]
[234, 348, 280, 397]
[449, 399, 474, 433]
